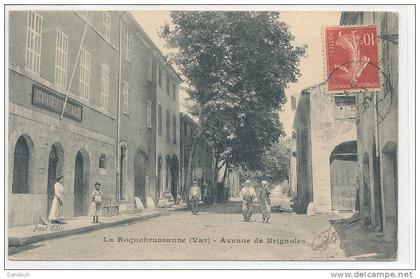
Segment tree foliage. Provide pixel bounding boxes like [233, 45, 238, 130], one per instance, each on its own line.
[162, 11, 305, 171]
[261, 137, 291, 183]
[237, 137, 291, 184]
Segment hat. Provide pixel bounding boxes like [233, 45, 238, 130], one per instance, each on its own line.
[56, 174, 63, 179]
[192, 180, 198, 184]
[261, 180, 268, 185]
[244, 180, 251, 185]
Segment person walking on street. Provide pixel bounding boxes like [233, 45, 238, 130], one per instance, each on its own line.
[240, 180, 257, 222]
[89, 182, 104, 223]
[259, 180, 271, 223]
[48, 175, 64, 224]
[189, 181, 202, 215]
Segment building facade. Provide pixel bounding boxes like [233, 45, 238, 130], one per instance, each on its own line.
[292, 84, 357, 214]
[341, 12, 398, 240]
[8, 10, 181, 227]
[117, 14, 159, 209]
[9, 11, 120, 227]
[155, 51, 181, 202]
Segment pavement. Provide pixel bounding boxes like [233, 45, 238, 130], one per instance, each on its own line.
[8, 203, 396, 261]
[9, 203, 357, 261]
[8, 208, 169, 249]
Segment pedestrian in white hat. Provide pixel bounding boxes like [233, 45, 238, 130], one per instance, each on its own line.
[240, 180, 257, 222]
[259, 180, 271, 223]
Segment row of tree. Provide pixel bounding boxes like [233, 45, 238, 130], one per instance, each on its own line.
[161, 11, 305, 191]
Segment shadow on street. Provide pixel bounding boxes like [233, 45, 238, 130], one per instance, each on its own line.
[331, 217, 397, 260]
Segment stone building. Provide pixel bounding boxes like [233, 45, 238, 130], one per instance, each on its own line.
[341, 12, 398, 240]
[179, 113, 215, 203]
[8, 10, 120, 227]
[116, 14, 173, 210]
[8, 10, 180, 227]
[292, 84, 357, 214]
[155, 49, 181, 202]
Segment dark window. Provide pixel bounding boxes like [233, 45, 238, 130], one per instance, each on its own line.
[184, 122, 188, 137]
[166, 77, 170, 95]
[173, 84, 177, 100]
[158, 66, 162, 87]
[166, 110, 171, 142]
[158, 104, 162, 136]
[334, 96, 356, 120]
[173, 114, 177, 144]
[12, 136, 30, 194]
[99, 154, 107, 169]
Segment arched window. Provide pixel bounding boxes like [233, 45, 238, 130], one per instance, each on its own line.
[99, 153, 107, 169]
[12, 136, 30, 194]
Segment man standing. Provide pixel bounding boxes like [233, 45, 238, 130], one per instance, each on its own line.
[259, 180, 271, 223]
[48, 175, 64, 224]
[189, 181, 202, 215]
[240, 180, 257, 222]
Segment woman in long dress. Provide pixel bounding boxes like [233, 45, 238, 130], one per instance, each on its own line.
[48, 175, 64, 223]
[89, 182, 103, 223]
[259, 180, 271, 223]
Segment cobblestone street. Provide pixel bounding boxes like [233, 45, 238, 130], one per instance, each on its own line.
[9, 204, 354, 261]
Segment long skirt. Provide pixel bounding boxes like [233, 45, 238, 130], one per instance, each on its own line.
[48, 197, 63, 221]
[89, 201, 102, 217]
[260, 199, 271, 221]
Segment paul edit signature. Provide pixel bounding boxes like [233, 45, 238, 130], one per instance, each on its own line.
[311, 218, 360, 252]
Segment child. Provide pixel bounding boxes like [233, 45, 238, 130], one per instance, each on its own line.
[89, 182, 103, 223]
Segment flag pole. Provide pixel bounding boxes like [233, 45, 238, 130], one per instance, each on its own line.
[60, 23, 88, 120]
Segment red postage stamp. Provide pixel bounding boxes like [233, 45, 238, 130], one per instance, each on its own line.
[325, 25, 380, 93]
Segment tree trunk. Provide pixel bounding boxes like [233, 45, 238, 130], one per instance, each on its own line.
[184, 131, 203, 201]
[212, 151, 220, 204]
[214, 156, 228, 203]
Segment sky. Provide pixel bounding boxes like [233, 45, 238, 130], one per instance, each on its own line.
[131, 11, 341, 137]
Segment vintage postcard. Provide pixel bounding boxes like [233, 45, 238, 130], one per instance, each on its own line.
[4, 4, 415, 270]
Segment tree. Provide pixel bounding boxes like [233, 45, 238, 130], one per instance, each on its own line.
[162, 11, 305, 193]
[261, 137, 291, 183]
[237, 137, 291, 185]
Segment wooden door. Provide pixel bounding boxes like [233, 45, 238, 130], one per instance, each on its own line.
[47, 149, 58, 215]
[74, 152, 84, 216]
[134, 152, 147, 207]
[330, 159, 357, 211]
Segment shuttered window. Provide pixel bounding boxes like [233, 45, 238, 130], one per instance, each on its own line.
[100, 64, 110, 110]
[54, 29, 68, 89]
[79, 48, 90, 100]
[25, 11, 43, 74]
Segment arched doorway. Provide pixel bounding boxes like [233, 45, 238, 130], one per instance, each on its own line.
[134, 150, 148, 207]
[165, 155, 171, 194]
[12, 135, 33, 194]
[74, 149, 90, 217]
[170, 155, 179, 200]
[47, 143, 64, 216]
[119, 142, 128, 201]
[330, 141, 357, 211]
[157, 156, 162, 201]
[382, 141, 398, 238]
[362, 152, 372, 225]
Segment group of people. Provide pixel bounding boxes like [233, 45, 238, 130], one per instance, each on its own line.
[240, 180, 271, 223]
[46, 174, 104, 224]
[48, 176, 271, 224]
[188, 179, 271, 223]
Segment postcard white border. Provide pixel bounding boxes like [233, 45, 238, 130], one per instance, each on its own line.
[1, 1, 416, 272]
